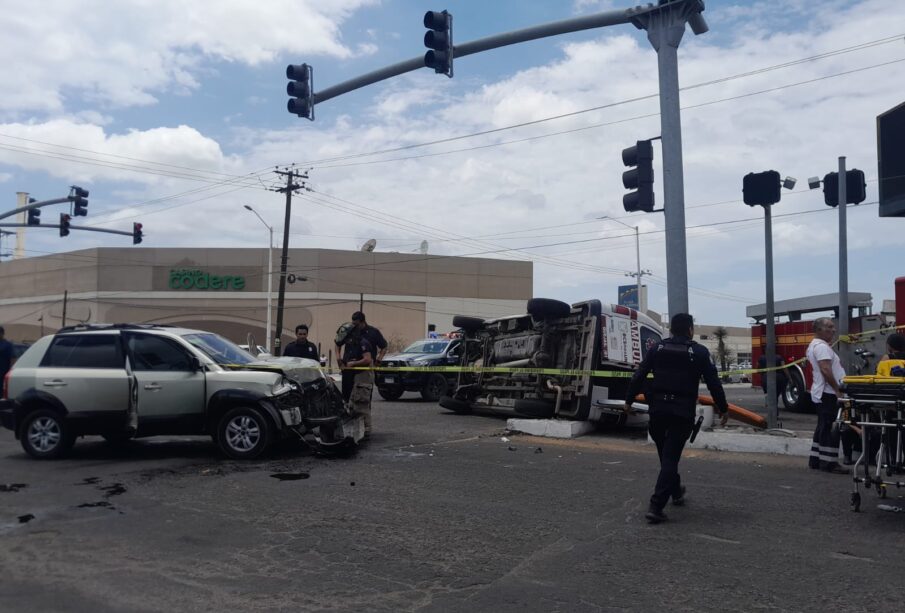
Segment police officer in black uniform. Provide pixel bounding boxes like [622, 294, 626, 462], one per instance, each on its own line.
[282, 324, 320, 360]
[624, 313, 730, 524]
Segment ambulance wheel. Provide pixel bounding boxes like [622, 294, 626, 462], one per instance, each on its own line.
[527, 298, 571, 320]
[452, 315, 485, 333]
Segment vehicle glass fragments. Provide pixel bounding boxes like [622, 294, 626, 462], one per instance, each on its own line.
[401, 340, 449, 354]
[182, 333, 255, 365]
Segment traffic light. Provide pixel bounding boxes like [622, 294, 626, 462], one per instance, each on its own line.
[132, 222, 143, 245]
[59, 213, 71, 237]
[742, 170, 781, 206]
[286, 64, 314, 120]
[27, 207, 41, 226]
[423, 10, 453, 77]
[70, 186, 89, 216]
[822, 169, 867, 207]
[621, 140, 655, 213]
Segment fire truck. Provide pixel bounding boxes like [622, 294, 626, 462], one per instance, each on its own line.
[749, 277, 904, 412]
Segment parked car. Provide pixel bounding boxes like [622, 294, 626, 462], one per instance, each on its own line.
[376, 338, 462, 401]
[439, 298, 662, 426]
[0, 324, 363, 460]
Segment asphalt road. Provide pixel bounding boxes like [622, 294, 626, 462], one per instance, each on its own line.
[2, 393, 902, 613]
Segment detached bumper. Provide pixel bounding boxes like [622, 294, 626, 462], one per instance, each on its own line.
[0, 399, 18, 432]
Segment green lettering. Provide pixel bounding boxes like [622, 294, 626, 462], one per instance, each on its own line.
[180, 274, 194, 289]
[209, 276, 222, 290]
[169, 270, 181, 289]
[233, 276, 245, 290]
[196, 273, 209, 290]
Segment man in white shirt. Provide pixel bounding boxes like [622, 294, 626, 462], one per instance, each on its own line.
[806, 317, 847, 473]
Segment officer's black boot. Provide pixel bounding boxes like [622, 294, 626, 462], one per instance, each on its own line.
[645, 504, 667, 524]
[671, 485, 686, 506]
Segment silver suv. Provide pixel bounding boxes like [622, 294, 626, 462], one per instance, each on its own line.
[0, 324, 363, 459]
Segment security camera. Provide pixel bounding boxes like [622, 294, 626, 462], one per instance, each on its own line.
[808, 176, 821, 189]
[782, 176, 797, 190]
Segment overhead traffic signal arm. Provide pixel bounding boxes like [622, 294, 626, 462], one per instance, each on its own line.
[622, 139, 655, 213]
[288, 1, 705, 117]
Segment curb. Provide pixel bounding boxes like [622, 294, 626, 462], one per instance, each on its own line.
[507, 417, 814, 457]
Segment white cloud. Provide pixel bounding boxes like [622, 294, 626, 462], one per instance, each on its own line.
[0, 120, 226, 185]
[0, 0, 378, 115]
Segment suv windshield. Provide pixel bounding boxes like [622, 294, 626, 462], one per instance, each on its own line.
[182, 333, 255, 365]
[401, 340, 449, 354]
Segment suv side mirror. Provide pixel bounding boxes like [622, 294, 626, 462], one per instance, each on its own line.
[192, 357, 203, 372]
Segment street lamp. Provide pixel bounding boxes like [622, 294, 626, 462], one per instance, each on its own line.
[598, 216, 650, 313]
[244, 205, 274, 354]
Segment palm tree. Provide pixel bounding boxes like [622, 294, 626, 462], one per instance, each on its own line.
[713, 326, 732, 372]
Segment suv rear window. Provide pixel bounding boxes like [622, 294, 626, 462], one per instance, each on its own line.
[41, 335, 123, 369]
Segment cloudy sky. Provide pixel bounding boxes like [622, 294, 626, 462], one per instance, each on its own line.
[1, 0, 903, 326]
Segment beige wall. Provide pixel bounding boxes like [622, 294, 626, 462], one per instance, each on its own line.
[1, 247, 533, 352]
[695, 324, 752, 365]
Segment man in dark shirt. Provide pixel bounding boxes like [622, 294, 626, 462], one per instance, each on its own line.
[0, 326, 14, 385]
[624, 313, 729, 524]
[282, 324, 319, 360]
[351, 311, 387, 363]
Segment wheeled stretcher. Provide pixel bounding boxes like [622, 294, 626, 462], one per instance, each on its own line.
[838, 376, 905, 512]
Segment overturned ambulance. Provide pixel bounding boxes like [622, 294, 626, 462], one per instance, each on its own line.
[439, 298, 663, 425]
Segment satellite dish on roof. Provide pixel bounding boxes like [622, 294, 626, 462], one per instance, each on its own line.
[360, 238, 377, 252]
[419, 240, 429, 254]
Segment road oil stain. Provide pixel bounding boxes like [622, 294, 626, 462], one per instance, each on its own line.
[0, 483, 28, 493]
[100, 483, 127, 498]
[270, 472, 310, 481]
[77, 501, 115, 510]
[78, 477, 101, 485]
[18, 514, 35, 524]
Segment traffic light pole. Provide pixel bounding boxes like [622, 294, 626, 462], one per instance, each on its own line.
[632, 2, 704, 317]
[838, 156, 849, 366]
[763, 204, 778, 430]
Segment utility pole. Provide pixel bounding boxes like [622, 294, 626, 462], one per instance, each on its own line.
[598, 216, 650, 311]
[62, 290, 68, 327]
[270, 168, 308, 355]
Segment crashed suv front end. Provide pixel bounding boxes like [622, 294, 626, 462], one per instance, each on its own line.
[226, 357, 365, 451]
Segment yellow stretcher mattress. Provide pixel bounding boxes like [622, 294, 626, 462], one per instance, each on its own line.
[844, 375, 905, 385]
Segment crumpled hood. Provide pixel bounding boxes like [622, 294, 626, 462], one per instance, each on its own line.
[229, 356, 325, 384]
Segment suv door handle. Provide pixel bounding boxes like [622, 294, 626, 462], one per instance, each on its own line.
[144, 383, 162, 391]
[42, 380, 67, 387]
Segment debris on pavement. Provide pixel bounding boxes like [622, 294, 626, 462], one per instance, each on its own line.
[0, 483, 27, 493]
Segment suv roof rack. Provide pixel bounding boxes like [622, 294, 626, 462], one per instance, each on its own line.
[56, 323, 175, 333]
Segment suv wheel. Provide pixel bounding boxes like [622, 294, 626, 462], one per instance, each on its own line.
[20, 409, 75, 459]
[378, 386, 404, 401]
[421, 374, 447, 402]
[217, 407, 274, 460]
